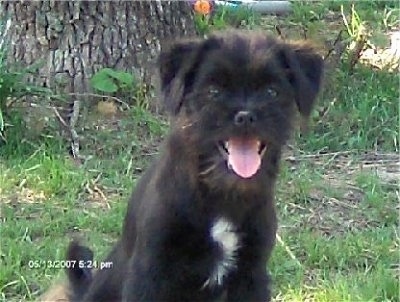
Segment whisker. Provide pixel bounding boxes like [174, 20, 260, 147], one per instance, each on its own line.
[199, 164, 217, 176]
[181, 117, 201, 130]
[181, 122, 194, 129]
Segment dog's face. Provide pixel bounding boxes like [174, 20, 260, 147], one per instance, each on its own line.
[159, 31, 323, 187]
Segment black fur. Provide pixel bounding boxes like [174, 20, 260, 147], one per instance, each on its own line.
[66, 30, 323, 302]
[66, 241, 94, 302]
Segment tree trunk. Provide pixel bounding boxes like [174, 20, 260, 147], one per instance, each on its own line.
[1, 0, 195, 94]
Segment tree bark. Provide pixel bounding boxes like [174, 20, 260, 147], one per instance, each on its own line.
[1, 0, 196, 94]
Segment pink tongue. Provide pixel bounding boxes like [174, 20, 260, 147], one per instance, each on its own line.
[227, 138, 261, 179]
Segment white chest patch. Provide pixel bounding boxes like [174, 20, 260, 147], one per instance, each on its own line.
[203, 217, 240, 288]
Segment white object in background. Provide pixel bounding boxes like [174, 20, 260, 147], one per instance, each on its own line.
[215, 1, 291, 15]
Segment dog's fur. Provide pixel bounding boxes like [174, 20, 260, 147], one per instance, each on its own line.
[42, 30, 323, 302]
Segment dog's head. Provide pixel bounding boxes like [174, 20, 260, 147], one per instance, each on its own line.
[159, 31, 323, 187]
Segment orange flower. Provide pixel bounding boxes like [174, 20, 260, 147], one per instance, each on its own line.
[194, 0, 211, 15]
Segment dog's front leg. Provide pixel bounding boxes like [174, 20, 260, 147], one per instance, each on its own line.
[121, 251, 216, 302]
[121, 219, 219, 302]
[225, 205, 276, 302]
[226, 262, 271, 302]
[122, 251, 170, 302]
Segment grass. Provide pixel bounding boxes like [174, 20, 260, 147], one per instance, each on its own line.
[299, 63, 399, 152]
[274, 157, 398, 301]
[1, 1, 399, 301]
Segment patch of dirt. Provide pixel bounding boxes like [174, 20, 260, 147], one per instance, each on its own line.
[318, 151, 399, 185]
[304, 189, 377, 236]
[76, 175, 125, 209]
[79, 106, 165, 160]
[282, 151, 399, 236]
[260, 7, 400, 74]
[1, 187, 48, 205]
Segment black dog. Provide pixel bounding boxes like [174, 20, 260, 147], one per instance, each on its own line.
[64, 30, 323, 302]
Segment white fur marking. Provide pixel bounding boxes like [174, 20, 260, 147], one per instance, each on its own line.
[203, 217, 240, 288]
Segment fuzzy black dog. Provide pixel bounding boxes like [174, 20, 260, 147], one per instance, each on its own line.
[61, 30, 323, 302]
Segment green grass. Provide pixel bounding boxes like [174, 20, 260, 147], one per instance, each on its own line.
[1, 1, 399, 301]
[300, 64, 399, 152]
[194, 4, 262, 35]
[273, 159, 398, 301]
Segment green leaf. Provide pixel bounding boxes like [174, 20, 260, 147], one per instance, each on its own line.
[90, 69, 118, 93]
[104, 69, 135, 87]
[90, 68, 136, 92]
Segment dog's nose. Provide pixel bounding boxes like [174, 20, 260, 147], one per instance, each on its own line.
[234, 111, 256, 126]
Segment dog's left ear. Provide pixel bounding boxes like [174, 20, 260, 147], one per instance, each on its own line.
[279, 42, 324, 117]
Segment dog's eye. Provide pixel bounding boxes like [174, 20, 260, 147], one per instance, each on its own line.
[265, 87, 278, 98]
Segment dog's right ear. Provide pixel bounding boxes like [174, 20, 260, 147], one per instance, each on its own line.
[158, 37, 220, 115]
[158, 39, 203, 115]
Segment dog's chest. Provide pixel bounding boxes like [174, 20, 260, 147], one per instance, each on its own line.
[203, 217, 240, 288]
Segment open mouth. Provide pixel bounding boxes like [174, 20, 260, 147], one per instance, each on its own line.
[217, 137, 267, 179]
